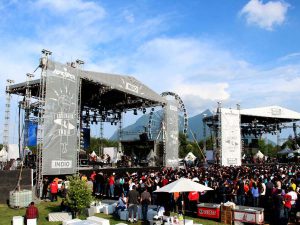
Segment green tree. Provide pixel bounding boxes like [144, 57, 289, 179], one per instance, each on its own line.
[66, 175, 93, 217]
[179, 132, 189, 158]
[87, 137, 118, 153]
[258, 139, 277, 157]
[178, 133, 204, 159]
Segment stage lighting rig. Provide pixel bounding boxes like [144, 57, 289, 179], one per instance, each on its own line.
[26, 73, 34, 79]
[76, 59, 85, 65]
[41, 49, 52, 56]
[6, 79, 15, 85]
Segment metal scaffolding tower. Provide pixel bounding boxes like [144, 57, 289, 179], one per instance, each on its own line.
[75, 59, 84, 175]
[36, 49, 52, 197]
[100, 120, 104, 156]
[118, 114, 123, 153]
[2, 79, 14, 155]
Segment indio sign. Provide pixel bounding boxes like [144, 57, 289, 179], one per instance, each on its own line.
[51, 160, 72, 169]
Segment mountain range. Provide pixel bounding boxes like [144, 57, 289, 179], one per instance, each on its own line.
[110, 109, 212, 141]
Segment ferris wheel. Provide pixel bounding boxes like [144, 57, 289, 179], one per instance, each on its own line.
[147, 92, 188, 140]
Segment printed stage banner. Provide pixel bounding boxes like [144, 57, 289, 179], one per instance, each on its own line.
[42, 61, 79, 175]
[220, 108, 241, 166]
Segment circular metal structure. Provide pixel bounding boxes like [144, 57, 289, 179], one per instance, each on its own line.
[148, 91, 188, 139]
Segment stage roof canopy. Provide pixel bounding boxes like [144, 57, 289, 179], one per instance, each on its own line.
[240, 106, 300, 124]
[204, 105, 300, 127]
[7, 60, 165, 111]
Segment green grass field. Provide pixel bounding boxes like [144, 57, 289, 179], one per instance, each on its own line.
[0, 200, 226, 225]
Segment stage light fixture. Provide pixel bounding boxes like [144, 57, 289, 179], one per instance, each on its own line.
[41, 49, 52, 55]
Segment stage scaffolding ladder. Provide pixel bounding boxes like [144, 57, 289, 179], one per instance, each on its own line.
[76, 59, 84, 175]
[2, 79, 14, 168]
[36, 49, 52, 198]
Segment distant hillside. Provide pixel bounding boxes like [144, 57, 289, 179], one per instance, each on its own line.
[110, 109, 212, 141]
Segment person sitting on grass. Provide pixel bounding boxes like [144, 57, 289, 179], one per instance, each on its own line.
[25, 202, 39, 221]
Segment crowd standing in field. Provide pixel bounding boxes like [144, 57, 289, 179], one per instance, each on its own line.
[43, 164, 300, 225]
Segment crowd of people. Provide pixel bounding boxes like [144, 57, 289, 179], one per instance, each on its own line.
[82, 164, 300, 224]
[40, 163, 300, 225]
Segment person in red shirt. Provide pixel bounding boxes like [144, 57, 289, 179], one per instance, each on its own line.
[90, 171, 97, 194]
[25, 202, 39, 220]
[188, 191, 199, 214]
[283, 193, 292, 223]
[161, 176, 169, 187]
[109, 173, 115, 198]
[90, 171, 97, 181]
[50, 180, 59, 202]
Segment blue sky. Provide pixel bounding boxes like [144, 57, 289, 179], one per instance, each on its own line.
[0, 0, 300, 140]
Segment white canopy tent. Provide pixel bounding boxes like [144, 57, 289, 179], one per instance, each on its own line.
[293, 149, 300, 154]
[154, 178, 213, 224]
[0, 144, 20, 162]
[253, 151, 264, 159]
[154, 178, 213, 193]
[0, 148, 8, 162]
[184, 152, 196, 162]
[278, 147, 293, 155]
[90, 151, 97, 157]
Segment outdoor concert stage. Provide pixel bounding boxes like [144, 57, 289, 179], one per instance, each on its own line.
[204, 105, 300, 166]
[4, 50, 181, 190]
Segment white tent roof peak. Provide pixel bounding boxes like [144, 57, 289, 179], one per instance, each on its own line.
[240, 105, 300, 120]
[90, 151, 97, 157]
[253, 150, 264, 159]
[185, 152, 196, 161]
[154, 178, 213, 193]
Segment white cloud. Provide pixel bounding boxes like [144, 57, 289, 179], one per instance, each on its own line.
[278, 52, 300, 62]
[35, 0, 106, 25]
[35, 0, 105, 14]
[122, 10, 135, 23]
[0, 1, 300, 134]
[240, 0, 289, 31]
[173, 81, 230, 115]
[90, 37, 251, 114]
[173, 82, 230, 101]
